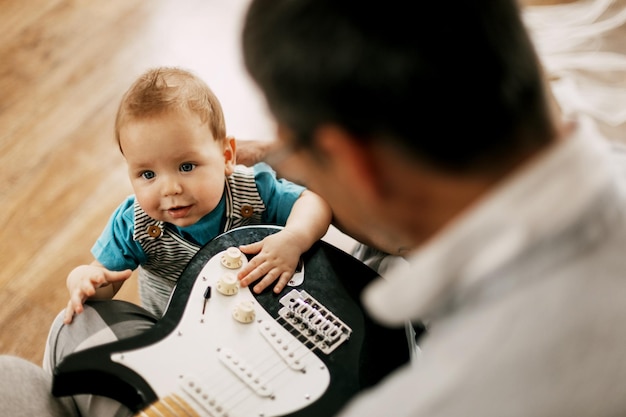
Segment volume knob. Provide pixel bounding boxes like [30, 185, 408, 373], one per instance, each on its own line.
[233, 300, 256, 323]
[221, 247, 243, 269]
[216, 273, 239, 295]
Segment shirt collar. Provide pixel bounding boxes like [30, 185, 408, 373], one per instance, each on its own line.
[362, 116, 615, 326]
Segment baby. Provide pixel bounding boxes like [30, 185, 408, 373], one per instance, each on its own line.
[63, 66, 332, 322]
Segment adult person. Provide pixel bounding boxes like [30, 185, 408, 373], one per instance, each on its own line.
[0, 356, 77, 416]
[239, 0, 626, 416]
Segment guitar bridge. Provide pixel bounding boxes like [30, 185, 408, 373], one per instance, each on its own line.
[278, 289, 352, 354]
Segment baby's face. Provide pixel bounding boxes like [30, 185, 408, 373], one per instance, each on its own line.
[119, 110, 234, 227]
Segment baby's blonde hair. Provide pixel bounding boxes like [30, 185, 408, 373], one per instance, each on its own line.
[115, 67, 226, 150]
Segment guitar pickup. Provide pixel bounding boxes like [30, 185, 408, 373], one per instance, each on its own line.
[258, 320, 306, 371]
[217, 348, 273, 398]
[278, 289, 352, 354]
[180, 375, 234, 417]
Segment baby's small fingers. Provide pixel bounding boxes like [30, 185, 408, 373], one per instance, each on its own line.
[79, 282, 97, 297]
[272, 271, 294, 294]
[63, 300, 76, 325]
[239, 241, 263, 255]
[239, 259, 271, 286]
[252, 275, 274, 294]
[252, 269, 288, 294]
[68, 289, 87, 312]
[237, 258, 259, 281]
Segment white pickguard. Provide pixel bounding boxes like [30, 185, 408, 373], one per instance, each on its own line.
[111, 249, 330, 417]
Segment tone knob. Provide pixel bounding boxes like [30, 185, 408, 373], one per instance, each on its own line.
[221, 247, 243, 269]
[216, 273, 239, 295]
[232, 300, 256, 323]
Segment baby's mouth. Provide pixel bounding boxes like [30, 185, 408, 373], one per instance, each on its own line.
[167, 205, 192, 219]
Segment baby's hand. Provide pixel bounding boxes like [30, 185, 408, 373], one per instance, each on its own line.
[63, 265, 132, 324]
[237, 231, 303, 294]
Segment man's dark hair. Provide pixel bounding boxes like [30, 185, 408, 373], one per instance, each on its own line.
[242, 0, 556, 173]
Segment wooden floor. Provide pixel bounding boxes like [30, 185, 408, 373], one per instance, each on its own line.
[0, 0, 280, 365]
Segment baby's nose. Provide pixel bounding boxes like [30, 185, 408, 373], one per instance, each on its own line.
[162, 176, 183, 196]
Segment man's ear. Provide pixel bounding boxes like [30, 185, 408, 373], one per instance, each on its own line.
[224, 136, 237, 175]
[313, 125, 385, 202]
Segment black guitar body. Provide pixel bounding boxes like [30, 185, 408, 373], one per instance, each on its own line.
[53, 226, 410, 416]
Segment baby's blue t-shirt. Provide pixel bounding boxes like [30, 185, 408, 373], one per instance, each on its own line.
[92, 163, 305, 271]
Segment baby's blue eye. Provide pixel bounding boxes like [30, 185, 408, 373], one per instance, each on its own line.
[142, 171, 156, 180]
[180, 163, 195, 172]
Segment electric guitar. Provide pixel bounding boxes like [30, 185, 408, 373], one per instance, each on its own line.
[52, 226, 410, 417]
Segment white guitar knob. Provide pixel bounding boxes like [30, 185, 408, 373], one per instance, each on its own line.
[216, 273, 239, 295]
[232, 300, 256, 323]
[221, 247, 243, 269]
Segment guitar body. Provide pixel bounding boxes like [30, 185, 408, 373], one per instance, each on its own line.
[53, 226, 410, 416]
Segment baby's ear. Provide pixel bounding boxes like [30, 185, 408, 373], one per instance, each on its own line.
[224, 136, 237, 175]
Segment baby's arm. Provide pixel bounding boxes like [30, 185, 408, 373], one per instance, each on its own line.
[63, 260, 133, 324]
[238, 190, 332, 294]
